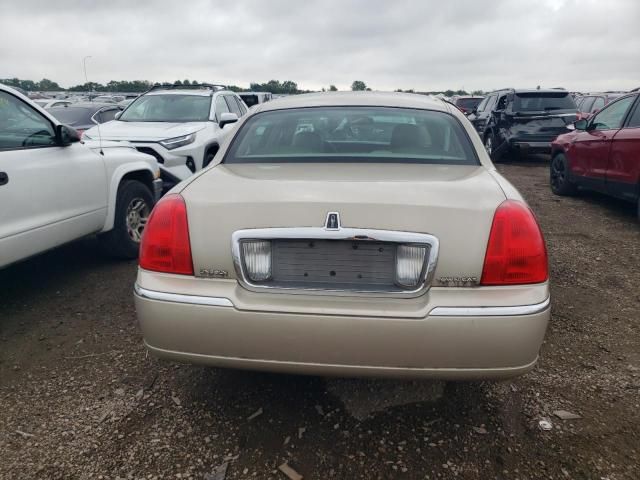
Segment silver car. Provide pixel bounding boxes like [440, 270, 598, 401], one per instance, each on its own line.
[134, 92, 550, 379]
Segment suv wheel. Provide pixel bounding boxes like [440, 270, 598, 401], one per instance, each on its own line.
[484, 132, 503, 161]
[550, 153, 578, 196]
[99, 180, 154, 259]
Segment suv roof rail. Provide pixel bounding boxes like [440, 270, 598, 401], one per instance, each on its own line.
[147, 83, 228, 93]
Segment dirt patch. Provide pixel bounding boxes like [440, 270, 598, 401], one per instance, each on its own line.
[1, 158, 639, 479]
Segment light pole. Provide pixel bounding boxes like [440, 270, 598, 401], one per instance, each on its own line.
[82, 55, 92, 93]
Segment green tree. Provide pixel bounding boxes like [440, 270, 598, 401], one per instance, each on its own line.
[329, 85, 338, 91]
[351, 80, 367, 91]
[183, 79, 191, 85]
[472, 89, 484, 95]
[37, 78, 61, 91]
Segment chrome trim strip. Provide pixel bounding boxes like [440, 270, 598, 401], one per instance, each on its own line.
[429, 297, 550, 317]
[134, 284, 234, 307]
[231, 227, 439, 298]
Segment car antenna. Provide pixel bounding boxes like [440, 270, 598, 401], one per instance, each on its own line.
[83, 56, 104, 155]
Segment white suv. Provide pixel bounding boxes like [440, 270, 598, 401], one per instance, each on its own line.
[82, 84, 248, 184]
[0, 84, 162, 268]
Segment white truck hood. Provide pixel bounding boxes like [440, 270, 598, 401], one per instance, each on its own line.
[84, 121, 208, 142]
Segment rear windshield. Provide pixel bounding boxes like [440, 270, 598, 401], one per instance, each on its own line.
[119, 94, 211, 122]
[224, 107, 478, 165]
[513, 92, 576, 112]
[456, 98, 483, 109]
[48, 107, 92, 125]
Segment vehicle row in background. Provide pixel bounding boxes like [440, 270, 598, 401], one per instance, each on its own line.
[450, 95, 484, 115]
[467, 88, 578, 160]
[48, 102, 122, 135]
[238, 91, 273, 108]
[0, 84, 162, 268]
[575, 92, 626, 120]
[550, 92, 640, 219]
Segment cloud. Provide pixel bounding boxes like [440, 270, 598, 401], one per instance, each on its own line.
[1, 0, 638, 91]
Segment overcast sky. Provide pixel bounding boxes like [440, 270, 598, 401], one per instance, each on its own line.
[1, 0, 639, 92]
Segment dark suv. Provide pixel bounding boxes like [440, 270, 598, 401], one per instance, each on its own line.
[468, 88, 578, 160]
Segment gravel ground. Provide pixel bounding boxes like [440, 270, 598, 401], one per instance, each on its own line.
[1, 158, 639, 480]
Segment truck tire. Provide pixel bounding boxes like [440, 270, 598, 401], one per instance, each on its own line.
[99, 180, 154, 259]
[550, 153, 578, 196]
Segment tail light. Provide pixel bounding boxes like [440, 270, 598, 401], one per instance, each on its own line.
[139, 194, 193, 275]
[480, 200, 548, 285]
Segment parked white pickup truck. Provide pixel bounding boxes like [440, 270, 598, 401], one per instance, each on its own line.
[0, 84, 162, 268]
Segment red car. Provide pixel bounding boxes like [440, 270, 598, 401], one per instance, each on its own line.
[550, 92, 640, 219]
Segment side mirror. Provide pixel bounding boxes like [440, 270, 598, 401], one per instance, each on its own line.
[573, 119, 588, 131]
[219, 112, 239, 128]
[115, 111, 122, 120]
[56, 124, 81, 146]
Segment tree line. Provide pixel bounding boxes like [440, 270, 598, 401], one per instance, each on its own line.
[1, 77, 484, 96]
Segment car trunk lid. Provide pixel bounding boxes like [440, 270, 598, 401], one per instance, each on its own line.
[181, 163, 507, 289]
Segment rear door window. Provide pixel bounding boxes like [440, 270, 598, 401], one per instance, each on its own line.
[225, 106, 479, 166]
[224, 95, 242, 116]
[215, 95, 230, 119]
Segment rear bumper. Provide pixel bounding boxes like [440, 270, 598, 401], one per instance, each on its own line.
[134, 283, 550, 380]
[509, 139, 552, 152]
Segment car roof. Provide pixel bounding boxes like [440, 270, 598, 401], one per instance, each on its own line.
[144, 89, 225, 97]
[486, 88, 570, 95]
[49, 102, 116, 111]
[252, 91, 450, 113]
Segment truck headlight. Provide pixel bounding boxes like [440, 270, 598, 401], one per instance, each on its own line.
[395, 244, 427, 287]
[241, 240, 272, 282]
[159, 133, 196, 150]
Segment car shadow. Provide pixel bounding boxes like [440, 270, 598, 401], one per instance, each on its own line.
[0, 237, 135, 305]
[573, 189, 638, 221]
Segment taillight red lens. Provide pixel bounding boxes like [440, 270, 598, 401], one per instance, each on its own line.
[139, 194, 193, 275]
[480, 200, 548, 285]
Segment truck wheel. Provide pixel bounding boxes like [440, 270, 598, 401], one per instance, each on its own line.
[550, 153, 578, 196]
[99, 180, 154, 259]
